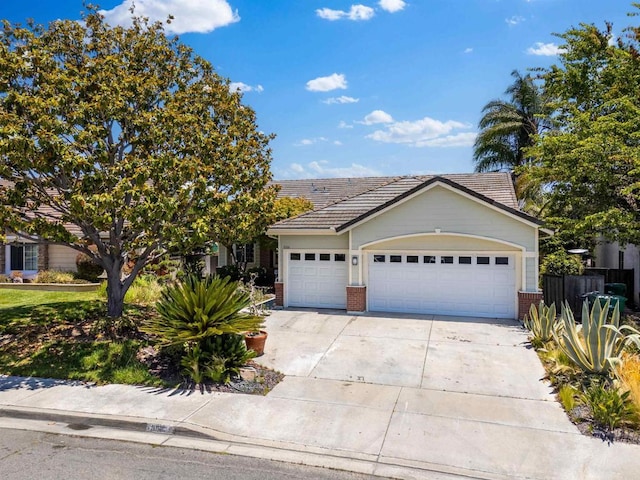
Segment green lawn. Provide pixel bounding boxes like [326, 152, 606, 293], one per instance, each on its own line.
[0, 288, 164, 386]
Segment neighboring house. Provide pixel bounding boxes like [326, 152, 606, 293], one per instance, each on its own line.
[594, 241, 640, 304]
[267, 173, 548, 320]
[0, 179, 82, 279]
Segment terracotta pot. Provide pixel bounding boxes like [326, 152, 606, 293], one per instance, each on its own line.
[244, 330, 268, 356]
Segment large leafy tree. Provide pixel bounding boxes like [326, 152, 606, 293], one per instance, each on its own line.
[527, 12, 640, 247]
[0, 9, 276, 317]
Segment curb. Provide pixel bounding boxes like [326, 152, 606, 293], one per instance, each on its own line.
[0, 405, 501, 480]
[0, 406, 215, 440]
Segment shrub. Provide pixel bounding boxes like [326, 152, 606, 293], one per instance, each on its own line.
[36, 270, 90, 284]
[147, 275, 263, 344]
[538, 345, 579, 386]
[523, 301, 558, 348]
[582, 382, 635, 432]
[616, 354, 640, 414]
[216, 264, 242, 282]
[540, 250, 584, 277]
[556, 300, 640, 375]
[75, 252, 104, 281]
[558, 384, 578, 413]
[0, 274, 11, 283]
[124, 275, 163, 305]
[203, 334, 256, 383]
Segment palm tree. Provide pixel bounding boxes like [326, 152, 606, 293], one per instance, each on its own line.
[473, 70, 547, 174]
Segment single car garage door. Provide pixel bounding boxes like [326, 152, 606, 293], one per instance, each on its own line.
[287, 251, 348, 309]
[368, 253, 516, 318]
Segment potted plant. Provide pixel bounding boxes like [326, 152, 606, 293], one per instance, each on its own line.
[244, 330, 268, 356]
[242, 272, 268, 356]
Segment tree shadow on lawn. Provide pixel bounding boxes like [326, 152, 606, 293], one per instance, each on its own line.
[0, 301, 106, 333]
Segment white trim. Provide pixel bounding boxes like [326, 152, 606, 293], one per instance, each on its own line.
[339, 180, 543, 233]
[266, 228, 338, 236]
[348, 230, 353, 285]
[359, 232, 527, 253]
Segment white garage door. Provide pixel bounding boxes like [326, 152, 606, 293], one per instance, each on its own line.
[368, 253, 516, 318]
[287, 251, 348, 309]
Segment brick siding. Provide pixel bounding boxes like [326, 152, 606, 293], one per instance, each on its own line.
[346, 286, 366, 313]
[275, 282, 284, 307]
[518, 291, 544, 320]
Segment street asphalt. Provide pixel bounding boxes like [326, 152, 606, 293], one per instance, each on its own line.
[1, 309, 639, 480]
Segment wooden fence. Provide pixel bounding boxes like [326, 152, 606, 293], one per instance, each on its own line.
[543, 274, 605, 317]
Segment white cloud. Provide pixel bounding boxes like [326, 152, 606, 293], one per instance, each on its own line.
[290, 163, 305, 174]
[333, 140, 343, 146]
[417, 132, 478, 148]
[360, 110, 394, 125]
[338, 120, 354, 129]
[323, 96, 359, 105]
[505, 15, 525, 27]
[463, 47, 473, 54]
[306, 73, 348, 92]
[294, 137, 328, 147]
[316, 5, 375, 21]
[229, 82, 263, 93]
[526, 42, 566, 56]
[279, 161, 381, 179]
[100, 0, 239, 34]
[367, 116, 475, 148]
[379, 0, 406, 13]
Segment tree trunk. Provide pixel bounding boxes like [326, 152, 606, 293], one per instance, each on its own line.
[106, 265, 125, 318]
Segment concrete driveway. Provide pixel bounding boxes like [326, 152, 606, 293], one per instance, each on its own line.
[249, 309, 636, 480]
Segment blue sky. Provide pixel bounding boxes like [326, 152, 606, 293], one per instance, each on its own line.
[1, 1, 635, 179]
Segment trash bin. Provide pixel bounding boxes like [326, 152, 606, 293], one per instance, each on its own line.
[605, 283, 627, 297]
[587, 293, 626, 313]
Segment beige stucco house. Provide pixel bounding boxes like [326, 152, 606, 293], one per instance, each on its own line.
[267, 173, 547, 320]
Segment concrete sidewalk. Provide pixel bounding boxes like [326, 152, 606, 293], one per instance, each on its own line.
[1, 310, 639, 480]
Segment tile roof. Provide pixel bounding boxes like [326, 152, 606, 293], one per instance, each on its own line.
[273, 176, 401, 210]
[270, 172, 540, 232]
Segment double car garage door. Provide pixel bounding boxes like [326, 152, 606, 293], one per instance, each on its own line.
[368, 253, 515, 318]
[286, 250, 516, 318]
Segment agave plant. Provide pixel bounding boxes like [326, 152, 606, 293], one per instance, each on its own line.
[145, 275, 264, 345]
[556, 300, 640, 375]
[523, 301, 558, 347]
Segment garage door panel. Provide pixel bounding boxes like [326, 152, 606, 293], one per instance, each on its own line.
[368, 253, 516, 319]
[287, 251, 348, 309]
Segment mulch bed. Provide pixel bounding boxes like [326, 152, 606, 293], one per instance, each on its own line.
[137, 345, 283, 395]
[568, 404, 640, 445]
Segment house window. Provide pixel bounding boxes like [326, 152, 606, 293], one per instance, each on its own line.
[10, 244, 38, 270]
[390, 255, 402, 263]
[477, 256, 490, 265]
[441, 256, 454, 264]
[423, 255, 436, 264]
[290, 253, 301, 261]
[334, 254, 346, 262]
[305, 253, 316, 261]
[459, 256, 472, 264]
[619, 251, 625, 270]
[407, 255, 419, 263]
[234, 243, 255, 263]
[496, 257, 509, 265]
[319, 253, 330, 261]
[374, 255, 385, 263]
